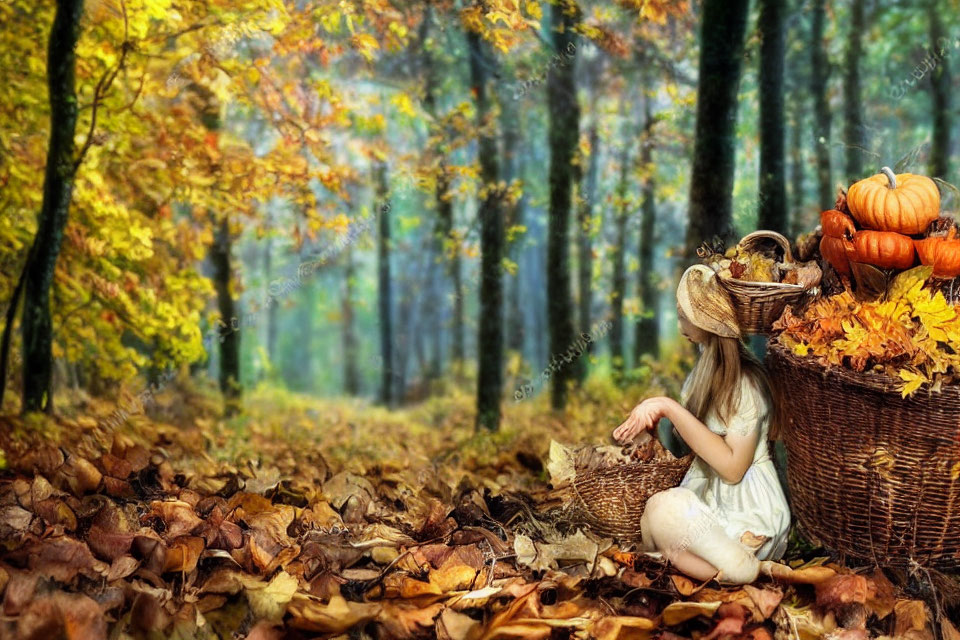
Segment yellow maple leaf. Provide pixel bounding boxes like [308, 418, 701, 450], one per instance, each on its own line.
[887, 265, 933, 301]
[898, 369, 927, 398]
[350, 33, 380, 62]
[913, 291, 956, 326]
[390, 93, 417, 118]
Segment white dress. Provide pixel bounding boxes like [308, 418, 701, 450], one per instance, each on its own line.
[676, 371, 791, 561]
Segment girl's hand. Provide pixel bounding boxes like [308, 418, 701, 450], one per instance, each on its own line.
[613, 397, 671, 444]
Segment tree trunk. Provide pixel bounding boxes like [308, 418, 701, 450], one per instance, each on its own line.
[506, 183, 527, 355]
[211, 216, 241, 415]
[758, 0, 787, 234]
[546, 1, 580, 409]
[685, 0, 750, 257]
[576, 121, 599, 382]
[929, 0, 951, 179]
[635, 87, 659, 361]
[467, 28, 504, 431]
[264, 226, 278, 368]
[18, 0, 85, 413]
[788, 96, 807, 239]
[610, 145, 630, 381]
[342, 244, 360, 395]
[296, 272, 316, 393]
[500, 79, 524, 360]
[375, 162, 394, 407]
[420, 4, 463, 370]
[447, 193, 465, 367]
[843, 0, 865, 182]
[810, 0, 832, 209]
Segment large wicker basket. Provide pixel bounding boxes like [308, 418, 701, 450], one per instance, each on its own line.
[715, 231, 821, 335]
[766, 341, 960, 570]
[549, 454, 694, 542]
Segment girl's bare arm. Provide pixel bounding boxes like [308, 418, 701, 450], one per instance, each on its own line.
[662, 398, 758, 483]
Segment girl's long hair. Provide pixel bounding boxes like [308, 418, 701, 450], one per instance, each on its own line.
[684, 334, 782, 441]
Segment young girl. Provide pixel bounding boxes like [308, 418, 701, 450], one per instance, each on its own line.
[612, 264, 790, 584]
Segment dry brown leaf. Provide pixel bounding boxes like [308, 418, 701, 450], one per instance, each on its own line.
[287, 593, 381, 633]
[16, 591, 106, 640]
[703, 603, 748, 640]
[661, 600, 722, 625]
[3, 571, 39, 616]
[942, 618, 960, 640]
[743, 584, 783, 620]
[28, 536, 99, 582]
[99, 452, 133, 479]
[1, 504, 34, 533]
[86, 523, 135, 562]
[670, 573, 713, 596]
[773, 601, 838, 640]
[816, 574, 868, 610]
[620, 568, 653, 588]
[893, 600, 931, 638]
[438, 607, 481, 640]
[245, 621, 286, 640]
[132, 532, 167, 575]
[377, 601, 445, 638]
[865, 568, 896, 620]
[106, 555, 140, 581]
[398, 575, 443, 598]
[244, 571, 299, 622]
[826, 630, 869, 640]
[430, 563, 480, 593]
[130, 589, 171, 632]
[34, 498, 78, 531]
[163, 536, 205, 573]
[299, 500, 343, 530]
[29, 476, 55, 507]
[58, 454, 103, 496]
[589, 615, 656, 640]
[480, 622, 553, 640]
[147, 500, 203, 539]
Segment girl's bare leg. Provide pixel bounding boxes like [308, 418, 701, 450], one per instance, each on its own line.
[664, 549, 720, 582]
[641, 487, 760, 585]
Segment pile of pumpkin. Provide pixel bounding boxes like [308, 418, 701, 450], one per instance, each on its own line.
[819, 166, 959, 278]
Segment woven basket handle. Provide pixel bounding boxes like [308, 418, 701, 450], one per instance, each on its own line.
[737, 230, 794, 264]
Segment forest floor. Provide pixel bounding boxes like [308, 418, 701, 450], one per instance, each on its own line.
[0, 363, 958, 639]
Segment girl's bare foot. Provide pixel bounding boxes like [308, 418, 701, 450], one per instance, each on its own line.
[758, 560, 793, 580]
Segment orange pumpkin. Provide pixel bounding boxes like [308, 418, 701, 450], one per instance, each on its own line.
[915, 229, 960, 278]
[846, 167, 940, 235]
[853, 230, 916, 270]
[820, 209, 855, 238]
[820, 235, 856, 276]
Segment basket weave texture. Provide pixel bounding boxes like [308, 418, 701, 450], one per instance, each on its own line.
[716, 231, 821, 335]
[560, 455, 694, 541]
[766, 341, 960, 569]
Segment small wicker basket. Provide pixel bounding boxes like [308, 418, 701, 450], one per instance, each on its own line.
[715, 231, 821, 335]
[548, 453, 694, 542]
[766, 341, 960, 569]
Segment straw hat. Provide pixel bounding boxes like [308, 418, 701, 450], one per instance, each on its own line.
[677, 265, 741, 339]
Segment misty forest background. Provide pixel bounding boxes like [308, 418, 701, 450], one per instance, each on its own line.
[1, 0, 958, 433]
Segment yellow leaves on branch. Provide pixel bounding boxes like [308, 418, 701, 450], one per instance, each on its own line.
[460, 1, 537, 52]
[614, 0, 690, 23]
[350, 33, 380, 62]
[774, 266, 960, 396]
